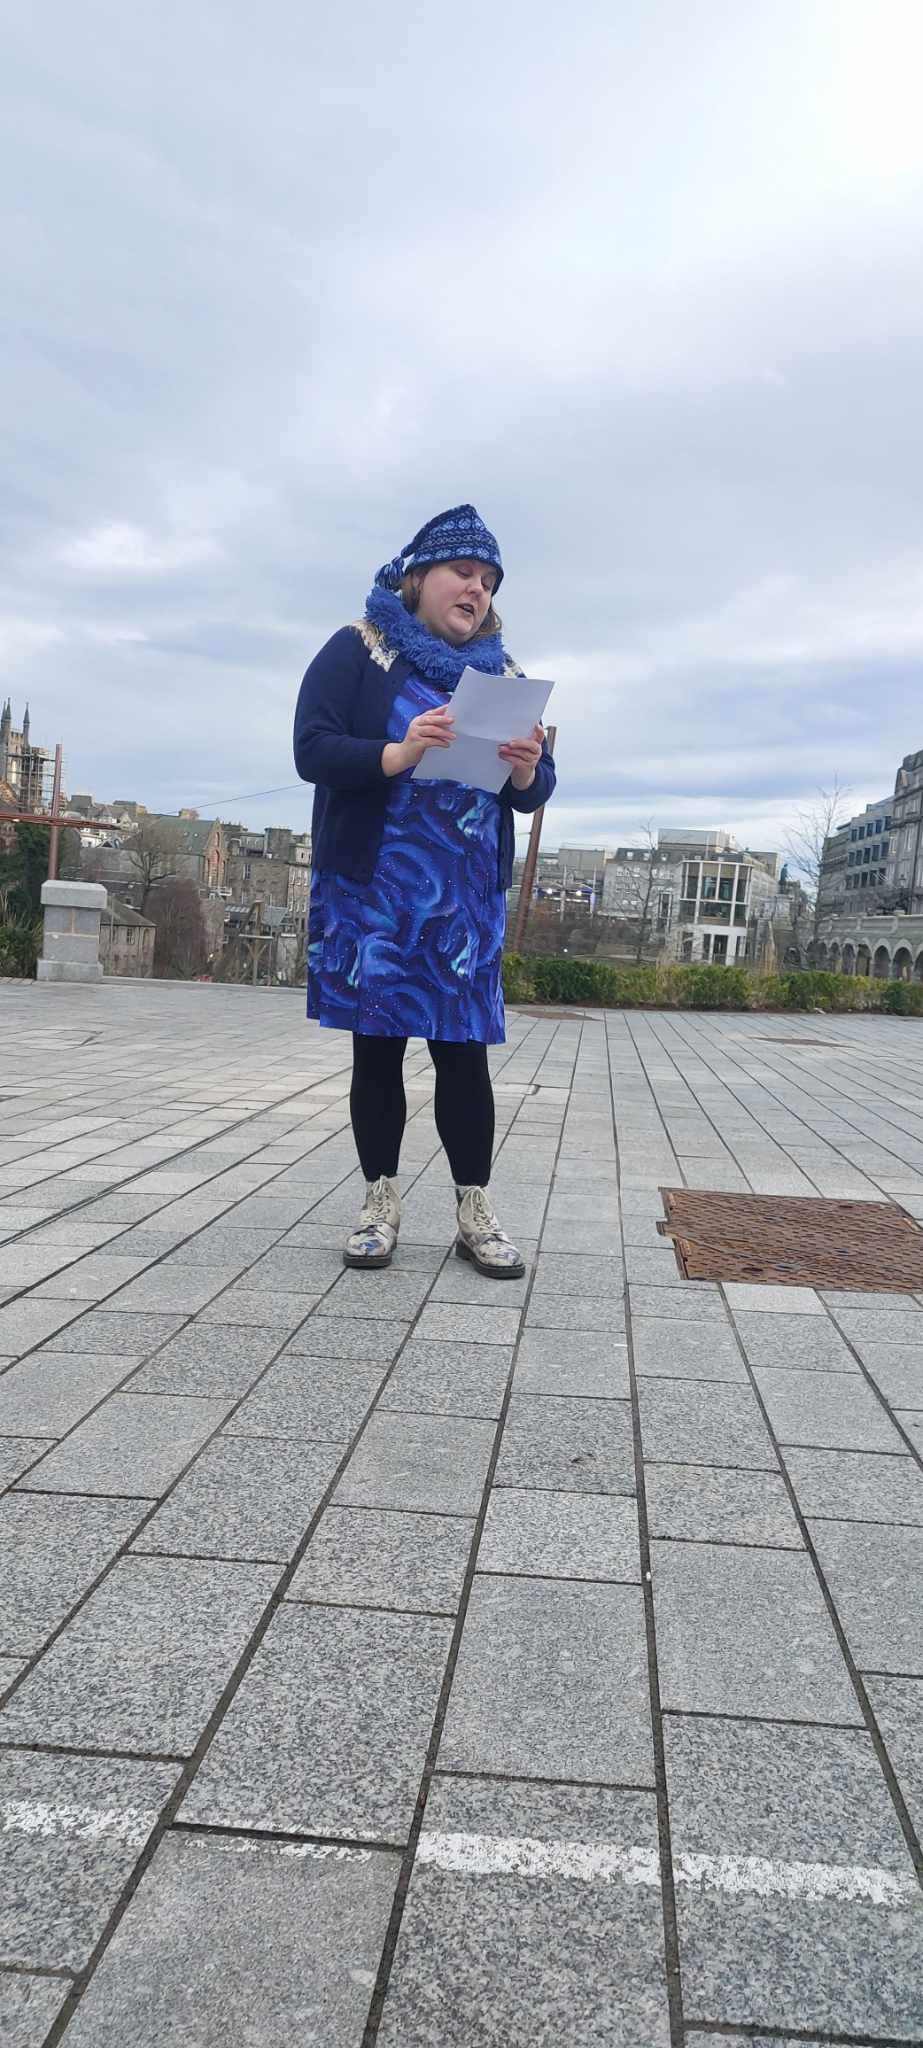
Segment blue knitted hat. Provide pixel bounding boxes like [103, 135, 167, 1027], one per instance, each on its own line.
[374, 503, 504, 593]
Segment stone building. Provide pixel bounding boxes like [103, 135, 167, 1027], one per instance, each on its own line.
[99, 900, 156, 977]
[0, 700, 51, 812]
[601, 831, 783, 965]
[817, 747, 923, 918]
[891, 749, 923, 912]
[818, 796, 894, 916]
[225, 828, 311, 919]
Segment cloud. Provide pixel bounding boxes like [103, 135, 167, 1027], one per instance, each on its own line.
[2, 0, 922, 848]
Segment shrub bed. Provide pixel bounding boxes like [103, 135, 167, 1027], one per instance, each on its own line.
[0, 922, 41, 978]
[502, 954, 923, 1014]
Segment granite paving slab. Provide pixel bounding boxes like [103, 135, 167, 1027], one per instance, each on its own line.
[334, 1410, 496, 1515]
[632, 1316, 745, 1381]
[512, 1327, 630, 1398]
[644, 1463, 802, 1547]
[0, 1974, 70, 2048]
[377, 1777, 670, 2048]
[863, 1673, 923, 1841]
[42, 1310, 186, 1354]
[480, 1488, 641, 1580]
[414, 1302, 522, 1346]
[0, 1555, 279, 1753]
[638, 1379, 778, 1469]
[440, 1574, 653, 1785]
[223, 1358, 384, 1442]
[624, 1247, 686, 1287]
[288, 1505, 475, 1612]
[835, 1308, 923, 1348]
[0, 1492, 149, 1656]
[531, 1252, 625, 1297]
[730, 1310, 860, 1372]
[30, 1253, 155, 1301]
[132, 1436, 344, 1562]
[785, 1445, 923, 1523]
[0, 1298, 85, 1356]
[496, 1392, 636, 1494]
[684, 2036, 883, 2047]
[540, 1215, 629, 1253]
[163, 1223, 285, 1262]
[317, 1268, 436, 1322]
[380, 1339, 513, 1418]
[24, 1391, 233, 1496]
[229, 1247, 345, 1292]
[197, 1286, 318, 1330]
[0, 1243, 82, 1287]
[651, 1541, 861, 1722]
[95, 1264, 243, 1313]
[626, 1286, 729, 1321]
[59, 1830, 401, 2048]
[859, 1340, 923, 1408]
[281, 1315, 410, 1361]
[0, 1351, 141, 1437]
[125, 1321, 282, 1396]
[666, 1714, 923, 2039]
[809, 1519, 923, 1672]
[723, 1283, 825, 1315]
[183, 1602, 451, 1839]
[0, 1435, 52, 1489]
[901, 1409, 923, 1453]
[753, 1367, 903, 1452]
[0, 1748, 178, 1970]
[525, 1293, 627, 1335]
[428, 1258, 531, 1308]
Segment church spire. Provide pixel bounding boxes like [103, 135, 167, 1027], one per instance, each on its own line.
[21, 702, 30, 744]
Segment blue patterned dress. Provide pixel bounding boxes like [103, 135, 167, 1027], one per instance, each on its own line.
[307, 671, 506, 1042]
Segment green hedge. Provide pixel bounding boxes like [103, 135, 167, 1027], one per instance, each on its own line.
[502, 954, 923, 1014]
[0, 922, 41, 978]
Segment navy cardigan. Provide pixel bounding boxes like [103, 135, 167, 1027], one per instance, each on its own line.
[293, 625, 556, 890]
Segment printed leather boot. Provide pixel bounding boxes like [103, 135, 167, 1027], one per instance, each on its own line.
[343, 1176, 401, 1269]
[455, 1183, 525, 1280]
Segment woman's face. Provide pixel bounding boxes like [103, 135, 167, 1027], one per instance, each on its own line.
[414, 558, 497, 644]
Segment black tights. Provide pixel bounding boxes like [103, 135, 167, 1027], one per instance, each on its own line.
[350, 1033, 495, 1187]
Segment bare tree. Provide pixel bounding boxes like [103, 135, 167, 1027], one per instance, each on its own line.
[606, 820, 662, 962]
[147, 878, 208, 979]
[125, 817, 186, 914]
[784, 777, 851, 954]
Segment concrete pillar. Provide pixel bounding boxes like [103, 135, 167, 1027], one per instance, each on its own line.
[37, 880, 106, 983]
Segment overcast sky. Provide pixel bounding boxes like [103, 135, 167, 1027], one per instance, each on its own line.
[3, 0, 922, 857]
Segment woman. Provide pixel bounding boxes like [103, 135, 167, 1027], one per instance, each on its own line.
[293, 503, 555, 1278]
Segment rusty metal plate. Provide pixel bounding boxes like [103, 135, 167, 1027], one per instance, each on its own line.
[657, 1188, 923, 1293]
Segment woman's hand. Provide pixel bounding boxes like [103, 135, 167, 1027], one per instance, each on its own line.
[382, 705, 455, 778]
[498, 723, 544, 791]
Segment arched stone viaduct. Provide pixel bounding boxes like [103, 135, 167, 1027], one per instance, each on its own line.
[782, 913, 923, 980]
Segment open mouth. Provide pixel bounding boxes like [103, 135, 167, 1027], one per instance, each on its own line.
[455, 601, 476, 621]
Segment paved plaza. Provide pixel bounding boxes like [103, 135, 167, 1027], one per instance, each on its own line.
[1, 980, 923, 2045]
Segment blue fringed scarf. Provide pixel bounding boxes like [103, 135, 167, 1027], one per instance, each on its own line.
[364, 584, 507, 688]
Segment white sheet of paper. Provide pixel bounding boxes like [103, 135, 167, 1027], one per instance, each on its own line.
[412, 667, 554, 794]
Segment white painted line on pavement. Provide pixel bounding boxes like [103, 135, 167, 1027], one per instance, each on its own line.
[179, 1833, 374, 1865]
[415, 1831, 922, 1908]
[1, 1800, 376, 1864]
[1, 1800, 156, 1849]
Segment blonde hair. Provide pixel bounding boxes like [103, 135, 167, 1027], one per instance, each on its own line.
[400, 567, 502, 642]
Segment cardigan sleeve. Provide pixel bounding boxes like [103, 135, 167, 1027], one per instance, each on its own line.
[293, 627, 391, 791]
[503, 740, 557, 814]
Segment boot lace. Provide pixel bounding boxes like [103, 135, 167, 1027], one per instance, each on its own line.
[469, 1187, 508, 1241]
[365, 1178, 393, 1225]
